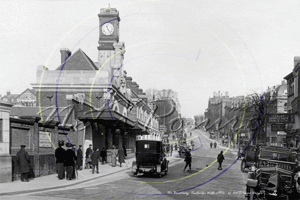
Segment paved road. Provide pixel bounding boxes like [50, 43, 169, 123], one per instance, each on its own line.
[3, 130, 248, 200]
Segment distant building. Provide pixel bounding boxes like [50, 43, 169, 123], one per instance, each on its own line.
[1, 89, 36, 107]
[284, 56, 300, 148]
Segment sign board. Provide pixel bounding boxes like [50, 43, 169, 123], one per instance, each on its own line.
[271, 124, 286, 132]
[159, 125, 167, 133]
[39, 131, 52, 148]
[267, 114, 294, 123]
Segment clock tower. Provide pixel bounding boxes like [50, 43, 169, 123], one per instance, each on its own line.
[98, 7, 125, 87]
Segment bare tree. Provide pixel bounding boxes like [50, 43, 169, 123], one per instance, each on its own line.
[246, 92, 274, 145]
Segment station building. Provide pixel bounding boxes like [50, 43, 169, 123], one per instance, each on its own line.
[1, 7, 161, 182]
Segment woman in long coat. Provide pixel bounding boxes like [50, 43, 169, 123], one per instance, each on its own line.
[118, 147, 125, 167]
[16, 145, 31, 182]
[111, 145, 118, 167]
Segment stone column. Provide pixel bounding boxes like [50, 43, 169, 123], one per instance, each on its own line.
[0, 102, 13, 183]
[33, 120, 39, 177]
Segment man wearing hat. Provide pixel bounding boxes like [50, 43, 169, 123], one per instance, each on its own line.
[16, 145, 31, 182]
[76, 145, 83, 170]
[85, 144, 93, 169]
[55, 140, 66, 180]
[65, 142, 77, 180]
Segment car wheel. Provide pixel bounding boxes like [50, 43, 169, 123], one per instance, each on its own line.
[158, 173, 162, 178]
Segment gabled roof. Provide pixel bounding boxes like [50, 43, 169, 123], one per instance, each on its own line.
[56, 48, 98, 71]
[15, 88, 36, 99]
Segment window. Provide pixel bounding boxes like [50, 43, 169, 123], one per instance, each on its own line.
[0, 119, 2, 142]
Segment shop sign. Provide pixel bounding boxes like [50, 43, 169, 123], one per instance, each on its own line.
[39, 131, 51, 148]
[267, 114, 294, 123]
[271, 124, 286, 132]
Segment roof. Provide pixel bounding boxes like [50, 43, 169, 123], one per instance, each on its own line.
[15, 88, 36, 99]
[56, 48, 98, 71]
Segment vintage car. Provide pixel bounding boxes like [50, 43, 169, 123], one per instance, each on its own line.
[240, 145, 258, 171]
[132, 135, 168, 178]
[245, 146, 300, 200]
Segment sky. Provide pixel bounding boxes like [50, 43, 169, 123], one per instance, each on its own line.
[0, 0, 299, 118]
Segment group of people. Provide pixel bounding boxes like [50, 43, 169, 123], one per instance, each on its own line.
[210, 141, 217, 148]
[55, 140, 78, 180]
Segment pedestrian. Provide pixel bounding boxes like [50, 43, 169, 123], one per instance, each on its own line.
[170, 144, 173, 156]
[183, 149, 192, 172]
[55, 140, 66, 180]
[175, 143, 177, 151]
[210, 142, 213, 148]
[123, 145, 127, 158]
[217, 151, 225, 170]
[85, 144, 93, 169]
[76, 145, 83, 170]
[166, 145, 170, 156]
[91, 148, 101, 174]
[65, 143, 76, 180]
[111, 145, 118, 167]
[191, 140, 195, 150]
[214, 142, 217, 149]
[118, 147, 125, 167]
[16, 145, 31, 182]
[100, 147, 107, 164]
[190, 132, 192, 136]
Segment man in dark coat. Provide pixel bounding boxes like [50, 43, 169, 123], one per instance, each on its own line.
[100, 147, 107, 165]
[118, 147, 125, 167]
[16, 145, 31, 182]
[76, 145, 83, 170]
[65, 143, 76, 180]
[123, 145, 127, 158]
[85, 144, 93, 169]
[91, 148, 101, 174]
[217, 151, 225, 170]
[55, 140, 66, 180]
[183, 149, 192, 172]
[214, 142, 217, 149]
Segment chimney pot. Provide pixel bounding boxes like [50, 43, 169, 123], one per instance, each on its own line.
[60, 48, 72, 64]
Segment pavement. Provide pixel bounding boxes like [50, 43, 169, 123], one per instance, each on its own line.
[0, 151, 183, 196]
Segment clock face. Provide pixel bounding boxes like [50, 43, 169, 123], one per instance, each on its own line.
[102, 23, 114, 35]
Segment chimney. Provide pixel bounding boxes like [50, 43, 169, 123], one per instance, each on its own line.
[60, 48, 72, 64]
[213, 92, 216, 98]
[6, 90, 11, 96]
[294, 56, 300, 67]
[225, 91, 229, 97]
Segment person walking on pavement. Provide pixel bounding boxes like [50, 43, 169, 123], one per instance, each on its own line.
[85, 144, 93, 169]
[55, 140, 66, 180]
[100, 147, 107, 165]
[76, 145, 83, 170]
[16, 145, 31, 182]
[214, 141, 217, 149]
[217, 151, 225, 170]
[183, 149, 192, 172]
[170, 144, 173, 156]
[91, 148, 101, 174]
[175, 143, 177, 151]
[191, 140, 195, 150]
[65, 143, 76, 180]
[118, 146, 125, 167]
[123, 145, 127, 158]
[111, 145, 118, 167]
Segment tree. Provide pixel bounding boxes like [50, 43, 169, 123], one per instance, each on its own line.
[247, 92, 274, 145]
